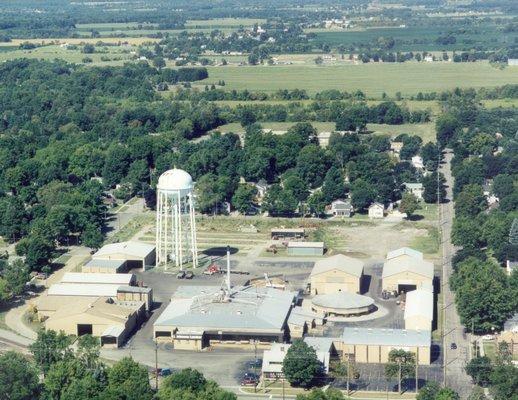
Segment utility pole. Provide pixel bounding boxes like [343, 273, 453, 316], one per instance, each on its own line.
[346, 357, 350, 396]
[254, 341, 258, 394]
[282, 377, 285, 400]
[155, 341, 159, 390]
[415, 351, 418, 393]
[398, 359, 402, 395]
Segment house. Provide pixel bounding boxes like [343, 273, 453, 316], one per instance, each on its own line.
[390, 141, 404, 156]
[310, 254, 364, 294]
[404, 289, 434, 331]
[254, 179, 269, 199]
[368, 202, 384, 219]
[262, 337, 335, 379]
[483, 180, 499, 205]
[424, 55, 434, 62]
[329, 199, 353, 217]
[498, 313, 518, 357]
[403, 183, 424, 200]
[508, 59, 518, 66]
[411, 155, 424, 170]
[506, 260, 517, 276]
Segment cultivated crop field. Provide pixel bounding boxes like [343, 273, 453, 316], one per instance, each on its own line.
[203, 62, 518, 96]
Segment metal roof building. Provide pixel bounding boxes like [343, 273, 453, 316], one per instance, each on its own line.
[312, 292, 375, 317]
[287, 241, 325, 256]
[310, 254, 364, 295]
[48, 283, 121, 297]
[404, 289, 434, 331]
[382, 255, 434, 293]
[82, 259, 126, 274]
[92, 241, 155, 270]
[386, 247, 423, 261]
[61, 272, 135, 286]
[311, 254, 364, 277]
[154, 286, 296, 350]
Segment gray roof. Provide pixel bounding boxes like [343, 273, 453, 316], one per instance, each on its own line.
[312, 292, 374, 310]
[342, 327, 431, 347]
[504, 313, 518, 332]
[404, 289, 433, 321]
[311, 254, 364, 278]
[173, 285, 222, 299]
[48, 283, 121, 297]
[154, 286, 295, 333]
[84, 259, 126, 269]
[382, 257, 434, 280]
[288, 241, 324, 248]
[332, 200, 353, 210]
[61, 272, 134, 285]
[303, 336, 336, 353]
[387, 247, 423, 261]
[118, 285, 152, 294]
[93, 241, 155, 259]
[403, 182, 423, 190]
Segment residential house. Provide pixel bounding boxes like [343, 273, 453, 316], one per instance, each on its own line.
[411, 155, 424, 170]
[329, 199, 353, 217]
[368, 202, 384, 219]
[403, 183, 424, 200]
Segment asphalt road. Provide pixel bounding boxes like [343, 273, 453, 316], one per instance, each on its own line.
[439, 150, 473, 396]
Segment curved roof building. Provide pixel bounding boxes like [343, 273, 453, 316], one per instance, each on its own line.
[311, 292, 375, 317]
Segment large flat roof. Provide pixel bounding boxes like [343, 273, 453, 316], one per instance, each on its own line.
[93, 241, 155, 259]
[48, 283, 121, 297]
[84, 259, 126, 269]
[404, 289, 434, 321]
[342, 327, 431, 347]
[311, 254, 364, 277]
[287, 241, 324, 248]
[386, 247, 423, 261]
[155, 286, 295, 333]
[61, 272, 135, 285]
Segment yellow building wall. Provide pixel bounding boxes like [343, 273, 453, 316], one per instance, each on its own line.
[311, 270, 360, 295]
[368, 345, 380, 363]
[382, 271, 433, 292]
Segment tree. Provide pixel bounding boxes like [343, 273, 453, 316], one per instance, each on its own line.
[283, 174, 310, 202]
[422, 172, 447, 203]
[307, 191, 327, 218]
[350, 179, 377, 211]
[451, 217, 484, 250]
[454, 184, 486, 217]
[81, 224, 104, 249]
[417, 381, 440, 400]
[314, 56, 323, 65]
[2, 259, 29, 296]
[467, 386, 488, 400]
[0, 351, 40, 400]
[454, 258, 514, 333]
[399, 192, 420, 219]
[322, 166, 346, 203]
[153, 56, 166, 69]
[105, 357, 153, 400]
[492, 174, 514, 200]
[385, 349, 415, 394]
[296, 388, 345, 400]
[436, 113, 460, 146]
[76, 334, 101, 370]
[282, 340, 322, 387]
[262, 184, 298, 216]
[296, 145, 330, 188]
[490, 364, 518, 400]
[163, 368, 206, 392]
[29, 330, 73, 374]
[465, 356, 492, 386]
[16, 233, 55, 271]
[195, 173, 236, 214]
[231, 183, 257, 214]
[435, 388, 460, 400]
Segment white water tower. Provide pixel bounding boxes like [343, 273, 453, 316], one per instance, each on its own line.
[155, 168, 198, 269]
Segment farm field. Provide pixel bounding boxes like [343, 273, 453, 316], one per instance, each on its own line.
[368, 122, 436, 142]
[203, 62, 518, 97]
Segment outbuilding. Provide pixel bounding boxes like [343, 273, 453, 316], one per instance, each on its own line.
[92, 241, 155, 270]
[271, 228, 305, 240]
[287, 241, 324, 256]
[310, 254, 364, 294]
[368, 202, 384, 219]
[404, 289, 434, 330]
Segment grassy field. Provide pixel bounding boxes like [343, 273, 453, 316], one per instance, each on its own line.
[203, 62, 518, 97]
[212, 121, 337, 134]
[368, 122, 436, 142]
[185, 18, 266, 28]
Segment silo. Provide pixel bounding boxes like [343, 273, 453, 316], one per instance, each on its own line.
[155, 168, 198, 269]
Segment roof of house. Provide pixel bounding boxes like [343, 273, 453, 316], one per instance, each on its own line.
[403, 182, 424, 190]
[312, 292, 374, 310]
[386, 247, 423, 261]
[154, 286, 295, 333]
[369, 202, 384, 209]
[382, 257, 434, 280]
[404, 289, 434, 321]
[303, 336, 336, 354]
[311, 254, 364, 277]
[504, 313, 518, 333]
[48, 283, 122, 297]
[61, 272, 135, 286]
[84, 259, 126, 269]
[287, 241, 324, 249]
[341, 327, 431, 347]
[93, 241, 155, 259]
[331, 199, 353, 210]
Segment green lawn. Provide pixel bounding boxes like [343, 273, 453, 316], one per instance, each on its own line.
[203, 62, 518, 97]
[368, 122, 436, 142]
[410, 226, 440, 255]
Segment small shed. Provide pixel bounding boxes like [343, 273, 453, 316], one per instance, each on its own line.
[368, 202, 384, 219]
[287, 241, 324, 256]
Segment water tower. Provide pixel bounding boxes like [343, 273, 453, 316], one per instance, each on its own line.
[155, 168, 198, 269]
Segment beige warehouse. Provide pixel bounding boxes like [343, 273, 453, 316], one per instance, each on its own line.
[310, 254, 364, 295]
[382, 254, 434, 293]
[92, 241, 155, 270]
[338, 328, 431, 365]
[404, 289, 434, 331]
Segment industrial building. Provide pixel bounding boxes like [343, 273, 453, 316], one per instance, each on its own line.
[153, 285, 296, 350]
[311, 292, 375, 317]
[386, 247, 423, 262]
[92, 241, 155, 270]
[61, 272, 136, 286]
[287, 241, 324, 256]
[82, 259, 127, 273]
[339, 327, 431, 365]
[310, 254, 364, 294]
[404, 289, 434, 331]
[43, 296, 145, 347]
[382, 253, 434, 293]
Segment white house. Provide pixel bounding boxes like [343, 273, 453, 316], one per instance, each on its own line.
[403, 182, 424, 200]
[368, 202, 384, 219]
[411, 155, 424, 170]
[329, 199, 353, 217]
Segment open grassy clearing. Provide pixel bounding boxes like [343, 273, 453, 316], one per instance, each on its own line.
[185, 18, 266, 28]
[0, 37, 159, 46]
[203, 62, 518, 97]
[212, 121, 337, 134]
[368, 122, 436, 142]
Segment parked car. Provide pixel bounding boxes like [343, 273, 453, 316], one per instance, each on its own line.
[159, 368, 172, 377]
[176, 271, 186, 279]
[185, 271, 194, 279]
[241, 373, 259, 386]
[247, 359, 262, 368]
[450, 342, 457, 350]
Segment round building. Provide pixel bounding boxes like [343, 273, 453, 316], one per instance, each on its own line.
[311, 292, 375, 317]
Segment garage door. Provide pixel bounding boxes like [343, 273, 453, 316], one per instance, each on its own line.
[398, 284, 416, 293]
